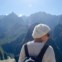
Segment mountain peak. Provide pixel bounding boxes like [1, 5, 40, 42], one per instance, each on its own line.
[9, 12, 17, 16]
[30, 11, 54, 17]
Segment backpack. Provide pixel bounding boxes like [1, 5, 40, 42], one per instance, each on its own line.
[24, 43, 49, 62]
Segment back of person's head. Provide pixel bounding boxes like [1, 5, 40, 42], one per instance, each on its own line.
[32, 24, 51, 39]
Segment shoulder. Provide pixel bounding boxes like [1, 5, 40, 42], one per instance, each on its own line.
[47, 46, 54, 51]
[22, 41, 34, 48]
[26, 40, 34, 45]
[27, 40, 34, 44]
[42, 45, 56, 62]
[45, 45, 55, 55]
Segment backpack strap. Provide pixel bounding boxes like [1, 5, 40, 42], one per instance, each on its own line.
[36, 43, 49, 62]
[24, 44, 30, 57]
[24, 43, 49, 62]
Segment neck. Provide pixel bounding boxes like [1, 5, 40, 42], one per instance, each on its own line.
[34, 38, 42, 43]
[42, 37, 49, 42]
[34, 37, 49, 43]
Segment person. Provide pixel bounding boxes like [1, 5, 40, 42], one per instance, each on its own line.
[18, 24, 56, 62]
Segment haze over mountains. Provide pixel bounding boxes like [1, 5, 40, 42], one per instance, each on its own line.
[0, 12, 28, 44]
[0, 12, 61, 44]
[0, 12, 62, 62]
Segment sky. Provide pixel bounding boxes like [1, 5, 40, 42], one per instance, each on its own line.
[0, 0, 62, 16]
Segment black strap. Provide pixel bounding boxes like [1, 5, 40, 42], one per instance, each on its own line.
[36, 44, 49, 62]
[24, 44, 29, 57]
[24, 43, 49, 62]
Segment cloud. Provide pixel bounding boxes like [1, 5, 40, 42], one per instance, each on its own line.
[18, 14, 22, 17]
[6, 14, 8, 16]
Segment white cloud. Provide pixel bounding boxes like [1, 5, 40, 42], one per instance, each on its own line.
[18, 14, 22, 17]
[6, 14, 8, 16]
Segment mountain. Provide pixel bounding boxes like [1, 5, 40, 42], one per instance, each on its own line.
[0, 15, 6, 20]
[2, 23, 62, 62]
[0, 12, 62, 62]
[53, 24, 62, 50]
[0, 12, 28, 45]
[58, 15, 62, 24]
[52, 24, 62, 62]
[28, 12, 59, 29]
[0, 12, 61, 45]
[2, 33, 26, 62]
